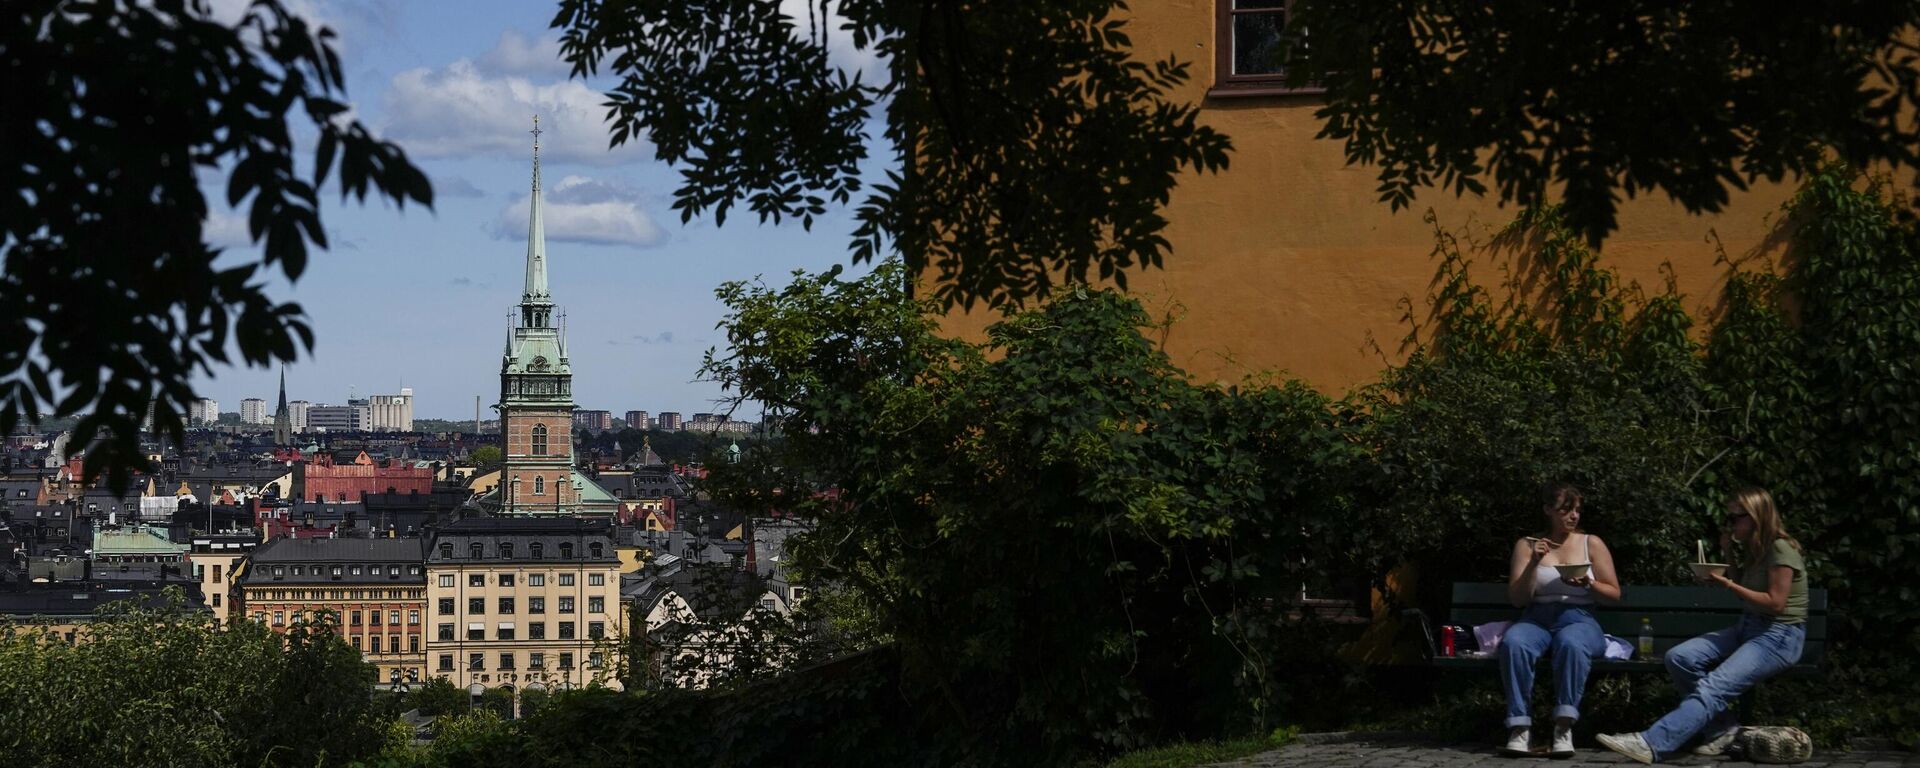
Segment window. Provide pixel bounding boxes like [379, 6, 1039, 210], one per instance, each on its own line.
[498, 597, 515, 614]
[499, 543, 514, 559]
[534, 475, 544, 495]
[558, 622, 575, 640]
[588, 597, 604, 613]
[559, 652, 573, 669]
[529, 652, 545, 669]
[438, 574, 454, 588]
[498, 624, 516, 641]
[352, 637, 362, 650]
[532, 425, 548, 456]
[529, 574, 545, 587]
[212, 594, 221, 607]
[558, 597, 574, 614]
[468, 598, 485, 614]
[438, 624, 454, 641]
[350, 565, 362, 576]
[292, 566, 304, 576]
[389, 610, 401, 625]
[588, 622, 604, 640]
[410, 565, 422, 576]
[469, 573, 485, 587]
[438, 598, 454, 615]
[528, 622, 546, 640]
[529, 597, 545, 614]
[408, 610, 420, 624]
[499, 573, 515, 587]
[439, 542, 453, 559]
[589, 542, 603, 559]
[589, 651, 604, 669]
[558, 574, 575, 587]
[588, 573, 605, 587]
[499, 652, 516, 670]
[273, 566, 285, 579]
[409, 636, 420, 653]
[369, 636, 381, 653]
[1211, 0, 1316, 96]
[439, 654, 454, 672]
[469, 653, 484, 671]
[213, 564, 223, 583]
[273, 611, 285, 625]
[389, 565, 400, 577]
[351, 610, 363, 625]
[530, 543, 544, 559]
[470, 543, 484, 560]
[468, 623, 485, 641]
[559, 543, 573, 559]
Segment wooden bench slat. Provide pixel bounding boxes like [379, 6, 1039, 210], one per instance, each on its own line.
[1435, 583, 1830, 667]
[1445, 608, 1827, 642]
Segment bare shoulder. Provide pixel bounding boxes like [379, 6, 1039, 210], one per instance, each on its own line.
[1586, 534, 1613, 552]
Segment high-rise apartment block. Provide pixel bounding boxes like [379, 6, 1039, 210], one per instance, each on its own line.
[571, 409, 612, 432]
[240, 398, 269, 425]
[189, 398, 220, 425]
[307, 403, 368, 432]
[654, 412, 682, 431]
[369, 389, 414, 432]
[623, 410, 649, 430]
[288, 400, 311, 433]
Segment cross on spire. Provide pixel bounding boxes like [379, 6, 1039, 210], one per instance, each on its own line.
[530, 115, 542, 192]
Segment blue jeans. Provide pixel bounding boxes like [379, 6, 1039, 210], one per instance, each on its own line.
[1498, 603, 1606, 727]
[1642, 614, 1805, 759]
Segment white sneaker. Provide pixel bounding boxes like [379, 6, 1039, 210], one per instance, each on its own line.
[1693, 726, 1740, 756]
[1550, 721, 1575, 757]
[1500, 726, 1532, 756]
[1596, 732, 1655, 765]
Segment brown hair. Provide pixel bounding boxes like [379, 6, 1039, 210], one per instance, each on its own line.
[1730, 486, 1802, 561]
[1540, 481, 1582, 513]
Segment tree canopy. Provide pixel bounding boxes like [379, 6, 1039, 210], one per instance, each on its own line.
[1, 0, 431, 490]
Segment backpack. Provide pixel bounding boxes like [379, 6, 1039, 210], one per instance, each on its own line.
[1733, 726, 1814, 764]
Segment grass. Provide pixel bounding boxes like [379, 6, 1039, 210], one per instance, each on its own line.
[1106, 728, 1297, 768]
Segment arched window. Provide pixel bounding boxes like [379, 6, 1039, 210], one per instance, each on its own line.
[534, 476, 545, 495]
[531, 425, 548, 456]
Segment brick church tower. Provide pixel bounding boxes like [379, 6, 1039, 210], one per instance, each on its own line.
[497, 116, 578, 516]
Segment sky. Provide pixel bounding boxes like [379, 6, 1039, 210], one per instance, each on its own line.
[188, 0, 884, 421]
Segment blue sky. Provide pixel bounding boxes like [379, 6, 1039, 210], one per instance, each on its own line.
[189, 0, 881, 421]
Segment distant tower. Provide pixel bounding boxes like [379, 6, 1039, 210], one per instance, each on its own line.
[273, 367, 292, 446]
[497, 116, 577, 516]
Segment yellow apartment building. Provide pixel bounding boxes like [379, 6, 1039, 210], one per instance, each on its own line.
[234, 537, 429, 687]
[424, 518, 625, 703]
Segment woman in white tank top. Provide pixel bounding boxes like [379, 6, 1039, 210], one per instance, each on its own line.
[1496, 483, 1623, 757]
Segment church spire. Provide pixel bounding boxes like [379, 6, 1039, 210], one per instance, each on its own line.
[273, 366, 291, 446]
[523, 115, 551, 305]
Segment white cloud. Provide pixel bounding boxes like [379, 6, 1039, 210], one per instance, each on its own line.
[477, 30, 571, 79]
[383, 60, 640, 165]
[778, 0, 887, 82]
[435, 174, 488, 199]
[489, 175, 666, 248]
[204, 209, 252, 250]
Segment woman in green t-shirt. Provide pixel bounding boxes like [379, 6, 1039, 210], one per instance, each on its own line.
[1598, 487, 1809, 764]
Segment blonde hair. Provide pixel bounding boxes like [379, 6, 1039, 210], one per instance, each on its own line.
[1730, 486, 1802, 562]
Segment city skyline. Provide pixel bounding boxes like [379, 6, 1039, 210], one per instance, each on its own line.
[182, 0, 873, 422]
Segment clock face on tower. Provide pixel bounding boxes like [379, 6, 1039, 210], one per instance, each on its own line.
[530, 355, 549, 371]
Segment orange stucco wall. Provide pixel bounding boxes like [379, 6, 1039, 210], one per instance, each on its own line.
[938, 2, 1797, 394]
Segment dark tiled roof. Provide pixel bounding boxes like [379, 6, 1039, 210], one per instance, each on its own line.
[427, 517, 618, 565]
[239, 537, 427, 585]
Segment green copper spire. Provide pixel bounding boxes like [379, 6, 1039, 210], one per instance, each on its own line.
[523, 114, 550, 306]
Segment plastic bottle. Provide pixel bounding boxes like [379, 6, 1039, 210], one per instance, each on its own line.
[1638, 617, 1655, 658]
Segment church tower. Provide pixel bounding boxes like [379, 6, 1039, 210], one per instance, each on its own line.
[498, 117, 578, 516]
[273, 367, 292, 446]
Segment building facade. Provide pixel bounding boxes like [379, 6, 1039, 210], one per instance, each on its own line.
[369, 390, 415, 432]
[241, 398, 269, 425]
[189, 533, 259, 624]
[571, 410, 612, 432]
[236, 537, 429, 687]
[289, 400, 311, 433]
[308, 403, 368, 432]
[623, 410, 649, 430]
[189, 398, 220, 425]
[654, 412, 682, 431]
[425, 518, 624, 699]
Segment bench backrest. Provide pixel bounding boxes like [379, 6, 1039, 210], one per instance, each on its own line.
[1447, 583, 1828, 664]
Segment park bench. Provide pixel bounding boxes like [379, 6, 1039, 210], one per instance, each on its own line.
[1412, 582, 1829, 676]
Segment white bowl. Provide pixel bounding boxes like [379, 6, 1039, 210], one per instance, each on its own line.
[1553, 563, 1591, 580]
[1690, 563, 1729, 581]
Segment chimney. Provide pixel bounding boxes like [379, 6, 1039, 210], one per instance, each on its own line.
[291, 458, 306, 503]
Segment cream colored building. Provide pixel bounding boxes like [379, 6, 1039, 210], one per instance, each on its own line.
[424, 518, 625, 702]
[188, 533, 259, 625]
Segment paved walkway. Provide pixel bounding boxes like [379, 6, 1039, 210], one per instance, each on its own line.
[1212, 734, 1920, 767]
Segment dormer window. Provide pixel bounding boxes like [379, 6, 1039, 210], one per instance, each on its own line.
[559, 542, 573, 559]
[588, 542, 603, 559]
[439, 542, 453, 560]
[530, 543, 543, 559]
[500, 543, 514, 559]
[470, 543, 484, 560]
